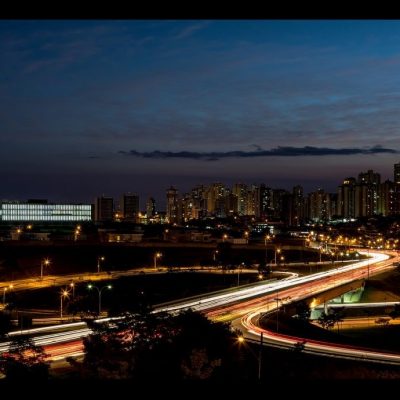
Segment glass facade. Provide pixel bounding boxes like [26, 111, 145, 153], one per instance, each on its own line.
[0, 203, 92, 221]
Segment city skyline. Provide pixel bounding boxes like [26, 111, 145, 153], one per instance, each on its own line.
[2, 20, 400, 204]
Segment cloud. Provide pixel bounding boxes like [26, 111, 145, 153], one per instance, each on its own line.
[119, 145, 397, 160]
[174, 21, 211, 40]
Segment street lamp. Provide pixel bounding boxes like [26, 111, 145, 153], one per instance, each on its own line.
[223, 234, 228, 242]
[2, 284, 13, 305]
[274, 248, 281, 265]
[213, 250, 219, 263]
[264, 235, 271, 265]
[97, 256, 105, 273]
[87, 284, 112, 316]
[237, 263, 245, 286]
[40, 258, 50, 279]
[237, 331, 264, 380]
[70, 282, 75, 299]
[60, 289, 70, 321]
[154, 252, 162, 271]
[274, 294, 291, 332]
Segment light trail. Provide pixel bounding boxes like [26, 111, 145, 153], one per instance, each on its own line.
[241, 309, 400, 365]
[229, 250, 400, 365]
[0, 250, 397, 365]
[159, 251, 390, 314]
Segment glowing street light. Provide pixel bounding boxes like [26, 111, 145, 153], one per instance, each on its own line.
[2, 284, 13, 305]
[60, 288, 70, 321]
[264, 234, 271, 265]
[87, 284, 112, 316]
[74, 226, 81, 241]
[274, 248, 281, 265]
[154, 252, 162, 271]
[237, 263, 245, 286]
[213, 250, 219, 262]
[237, 332, 264, 380]
[97, 256, 105, 273]
[40, 258, 50, 279]
[70, 282, 75, 299]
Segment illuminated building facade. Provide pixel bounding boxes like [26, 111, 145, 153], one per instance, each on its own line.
[0, 201, 92, 222]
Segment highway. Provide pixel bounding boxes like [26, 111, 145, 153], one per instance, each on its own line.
[233, 250, 400, 365]
[1, 249, 399, 366]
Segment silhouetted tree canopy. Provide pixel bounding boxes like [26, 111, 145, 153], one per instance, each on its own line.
[0, 335, 49, 380]
[78, 309, 242, 381]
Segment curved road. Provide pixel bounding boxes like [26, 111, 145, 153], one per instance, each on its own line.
[1, 249, 400, 366]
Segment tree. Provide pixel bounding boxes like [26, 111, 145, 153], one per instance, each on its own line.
[389, 304, 400, 320]
[77, 309, 242, 380]
[0, 311, 12, 339]
[0, 335, 49, 380]
[317, 308, 344, 333]
[294, 300, 311, 322]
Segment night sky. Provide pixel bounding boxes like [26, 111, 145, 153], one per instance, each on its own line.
[2, 20, 400, 208]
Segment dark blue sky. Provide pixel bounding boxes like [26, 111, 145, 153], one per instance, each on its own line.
[2, 20, 400, 207]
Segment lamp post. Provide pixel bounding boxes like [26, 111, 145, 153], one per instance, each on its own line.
[274, 294, 291, 332]
[274, 247, 281, 265]
[2, 284, 13, 305]
[237, 331, 264, 381]
[88, 284, 112, 316]
[40, 258, 50, 280]
[275, 296, 280, 332]
[264, 235, 271, 265]
[213, 250, 219, 263]
[238, 263, 244, 286]
[154, 252, 162, 271]
[74, 225, 81, 241]
[70, 282, 75, 299]
[97, 256, 105, 273]
[60, 289, 70, 321]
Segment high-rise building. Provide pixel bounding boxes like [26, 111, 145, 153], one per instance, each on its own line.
[393, 163, 400, 215]
[379, 180, 394, 216]
[245, 185, 258, 217]
[259, 185, 273, 221]
[225, 192, 238, 216]
[146, 197, 156, 218]
[166, 186, 180, 224]
[337, 178, 356, 218]
[292, 185, 304, 226]
[356, 169, 380, 217]
[121, 193, 139, 222]
[205, 183, 227, 216]
[232, 183, 248, 216]
[270, 189, 288, 220]
[95, 196, 114, 222]
[308, 189, 331, 222]
[394, 162, 400, 184]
